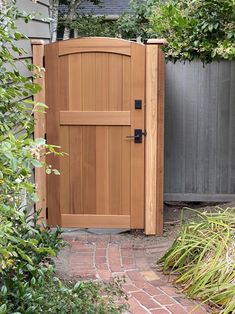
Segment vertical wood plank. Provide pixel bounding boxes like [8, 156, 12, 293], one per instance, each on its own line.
[122, 56, 131, 111]
[130, 43, 145, 228]
[108, 127, 122, 214]
[96, 53, 109, 111]
[32, 40, 46, 221]
[81, 53, 96, 111]
[122, 56, 131, 215]
[96, 126, 109, 214]
[45, 42, 61, 225]
[82, 126, 96, 214]
[69, 54, 82, 110]
[69, 126, 83, 214]
[109, 54, 123, 110]
[145, 43, 165, 235]
[95, 54, 109, 214]
[156, 47, 165, 235]
[121, 127, 131, 214]
[59, 56, 70, 215]
[145, 45, 158, 235]
[60, 126, 70, 214]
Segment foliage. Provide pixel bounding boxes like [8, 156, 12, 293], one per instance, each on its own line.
[33, 278, 127, 313]
[58, 0, 101, 39]
[0, 205, 64, 313]
[116, 0, 159, 41]
[63, 14, 118, 37]
[0, 205, 126, 313]
[0, 1, 60, 210]
[159, 208, 235, 314]
[58, 0, 160, 41]
[151, 0, 235, 63]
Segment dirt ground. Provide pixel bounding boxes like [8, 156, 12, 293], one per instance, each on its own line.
[118, 201, 235, 246]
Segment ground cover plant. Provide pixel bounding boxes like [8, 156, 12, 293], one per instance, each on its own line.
[0, 2, 126, 313]
[159, 207, 235, 314]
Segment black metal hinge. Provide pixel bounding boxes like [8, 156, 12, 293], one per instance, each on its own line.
[46, 207, 48, 220]
[43, 56, 45, 67]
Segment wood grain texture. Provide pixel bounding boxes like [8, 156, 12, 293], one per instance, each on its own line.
[69, 126, 83, 214]
[156, 48, 165, 235]
[59, 37, 131, 57]
[60, 126, 70, 214]
[60, 111, 131, 125]
[145, 45, 165, 235]
[32, 41, 46, 221]
[82, 126, 96, 214]
[95, 53, 109, 111]
[61, 214, 130, 228]
[96, 127, 109, 214]
[69, 54, 82, 110]
[45, 42, 61, 226]
[145, 45, 158, 235]
[109, 54, 123, 110]
[130, 43, 145, 229]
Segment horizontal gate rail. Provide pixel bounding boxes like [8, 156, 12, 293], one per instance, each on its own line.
[60, 111, 131, 126]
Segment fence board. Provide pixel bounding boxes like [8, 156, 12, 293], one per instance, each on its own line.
[165, 60, 235, 201]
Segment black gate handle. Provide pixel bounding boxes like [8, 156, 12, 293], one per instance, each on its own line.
[126, 129, 147, 143]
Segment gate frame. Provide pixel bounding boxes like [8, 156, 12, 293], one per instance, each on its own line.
[32, 38, 165, 235]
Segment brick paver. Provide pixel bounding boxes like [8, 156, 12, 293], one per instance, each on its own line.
[55, 233, 208, 313]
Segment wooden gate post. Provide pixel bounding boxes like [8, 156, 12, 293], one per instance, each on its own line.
[145, 39, 166, 235]
[31, 40, 47, 222]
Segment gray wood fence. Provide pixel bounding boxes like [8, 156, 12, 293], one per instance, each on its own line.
[165, 60, 235, 202]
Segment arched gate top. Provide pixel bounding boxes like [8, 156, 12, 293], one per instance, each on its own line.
[47, 37, 145, 57]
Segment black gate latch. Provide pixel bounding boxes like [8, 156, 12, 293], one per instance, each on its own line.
[126, 129, 147, 143]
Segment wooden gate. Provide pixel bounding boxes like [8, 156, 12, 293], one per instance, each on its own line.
[45, 38, 145, 229]
[43, 38, 165, 234]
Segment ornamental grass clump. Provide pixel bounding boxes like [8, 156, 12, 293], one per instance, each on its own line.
[159, 208, 235, 314]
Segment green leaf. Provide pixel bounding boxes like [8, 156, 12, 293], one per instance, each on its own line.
[35, 138, 46, 146]
[31, 159, 43, 168]
[0, 304, 7, 314]
[52, 169, 60, 176]
[31, 193, 40, 202]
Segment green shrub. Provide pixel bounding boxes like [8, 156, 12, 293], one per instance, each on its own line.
[64, 14, 118, 37]
[151, 0, 235, 63]
[0, 205, 64, 313]
[159, 208, 235, 314]
[116, 0, 159, 41]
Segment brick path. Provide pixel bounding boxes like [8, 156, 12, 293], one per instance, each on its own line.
[55, 232, 208, 314]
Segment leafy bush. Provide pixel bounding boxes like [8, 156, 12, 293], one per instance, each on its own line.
[58, 0, 159, 41]
[64, 14, 118, 37]
[0, 205, 64, 313]
[159, 208, 235, 314]
[151, 0, 235, 63]
[116, 0, 159, 41]
[0, 1, 59, 209]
